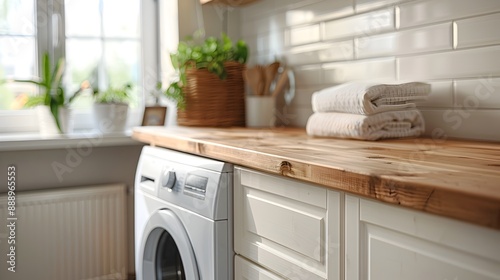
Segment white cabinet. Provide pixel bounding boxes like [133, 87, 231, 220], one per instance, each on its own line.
[235, 255, 286, 280]
[345, 195, 500, 280]
[234, 167, 342, 280]
[234, 167, 500, 280]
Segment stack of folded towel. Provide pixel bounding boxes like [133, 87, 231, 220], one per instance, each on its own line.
[306, 82, 431, 140]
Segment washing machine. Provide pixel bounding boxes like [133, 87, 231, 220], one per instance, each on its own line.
[135, 146, 233, 280]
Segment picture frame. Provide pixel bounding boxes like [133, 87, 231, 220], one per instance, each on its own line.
[142, 106, 167, 126]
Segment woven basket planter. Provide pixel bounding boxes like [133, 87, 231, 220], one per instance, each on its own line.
[177, 61, 246, 127]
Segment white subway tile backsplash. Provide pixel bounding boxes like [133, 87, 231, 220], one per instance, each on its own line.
[241, 13, 286, 37]
[272, 33, 287, 54]
[246, 1, 275, 15]
[456, 13, 500, 49]
[256, 34, 271, 52]
[270, 0, 325, 13]
[323, 58, 396, 84]
[455, 78, 500, 109]
[356, 0, 411, 13]
[243, 34, 258, 56]
[248, 52, 277, 66]
[399, 0, 500, 28]
[287, 106, 314, 127]
[276, 87, 322, 110]
[324, 9, 394, 41]
[287, 41, 353, 65]
[240, 0, 500, 140]
[286, 0, 353, 26]
[288, 24, 321, 46]
[399, 46, 500, 80]
[289, 87, 322, 107]
[244, 32, 282, 65]
[294, 65, 323, 87]
[240, 1, 283, 21]
[421, 109, 500, 141]
[416, 81, 453, 108]
[356, 23, 452, 58]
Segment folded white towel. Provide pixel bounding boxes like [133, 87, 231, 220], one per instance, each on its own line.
[306, 110, 425, 140]
[312, 82, 431, 115]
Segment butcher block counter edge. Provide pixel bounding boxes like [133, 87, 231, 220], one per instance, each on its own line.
[132, 126, 500, 230]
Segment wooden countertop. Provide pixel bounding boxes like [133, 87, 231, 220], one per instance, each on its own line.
[132, 126, 500, 230]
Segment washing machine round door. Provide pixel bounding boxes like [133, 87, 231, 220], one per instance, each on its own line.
[140, 209, 199, 280]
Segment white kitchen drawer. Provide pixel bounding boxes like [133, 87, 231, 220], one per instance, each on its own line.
[345, 195, 500, 280]
[234, 167, 341, 280]
[235, 255, 285, 280]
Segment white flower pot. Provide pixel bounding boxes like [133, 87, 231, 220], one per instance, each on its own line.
[93, 103, 129, 133]
[36, 106, 74, 136]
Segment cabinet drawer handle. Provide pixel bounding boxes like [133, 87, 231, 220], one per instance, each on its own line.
[279, 161, 292, 175]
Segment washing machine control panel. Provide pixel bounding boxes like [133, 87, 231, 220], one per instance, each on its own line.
[137, 146, 232, 220]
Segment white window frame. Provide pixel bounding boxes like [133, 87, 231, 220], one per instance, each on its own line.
[0, 0, 159, 133]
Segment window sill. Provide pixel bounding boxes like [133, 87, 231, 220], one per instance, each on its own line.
[0, 129, 143, 152]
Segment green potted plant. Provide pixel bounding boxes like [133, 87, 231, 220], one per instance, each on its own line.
[92, 83, 132, 133]
[14, 52, 86, 135]
[164, 33, 248, 126]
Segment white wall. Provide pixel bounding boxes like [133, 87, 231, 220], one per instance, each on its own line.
[239, 0, 500, 141]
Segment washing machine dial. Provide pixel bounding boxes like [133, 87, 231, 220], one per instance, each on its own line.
[161, 169, 176, 191]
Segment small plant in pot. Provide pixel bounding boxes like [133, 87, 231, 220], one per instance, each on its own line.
[10, 53, 87, 135]
[164, 33, 249, 126]
[93, 83, 132, 133]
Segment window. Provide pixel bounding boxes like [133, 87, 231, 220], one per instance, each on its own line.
[0, 0, 160, 133]
[65, 0, 141, 110]
[0, 0, 37, 110]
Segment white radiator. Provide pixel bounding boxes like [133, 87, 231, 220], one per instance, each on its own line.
[0, 184, 128, 280]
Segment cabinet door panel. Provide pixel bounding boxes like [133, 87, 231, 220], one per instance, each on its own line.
[245, 191, 324, 261]
[239, 167, 327, 207]
[234, 167, 341, 280]
[365, 223, 500, 280]
[235, 256, 285, 280]
[360, 198, 500, 262]
[346, 195, 500, 280]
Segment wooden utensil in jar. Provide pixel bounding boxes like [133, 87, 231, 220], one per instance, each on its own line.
[243, 66, 264, 96]
[263, 62, 280, 96]
[271, 67, 290, 98]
